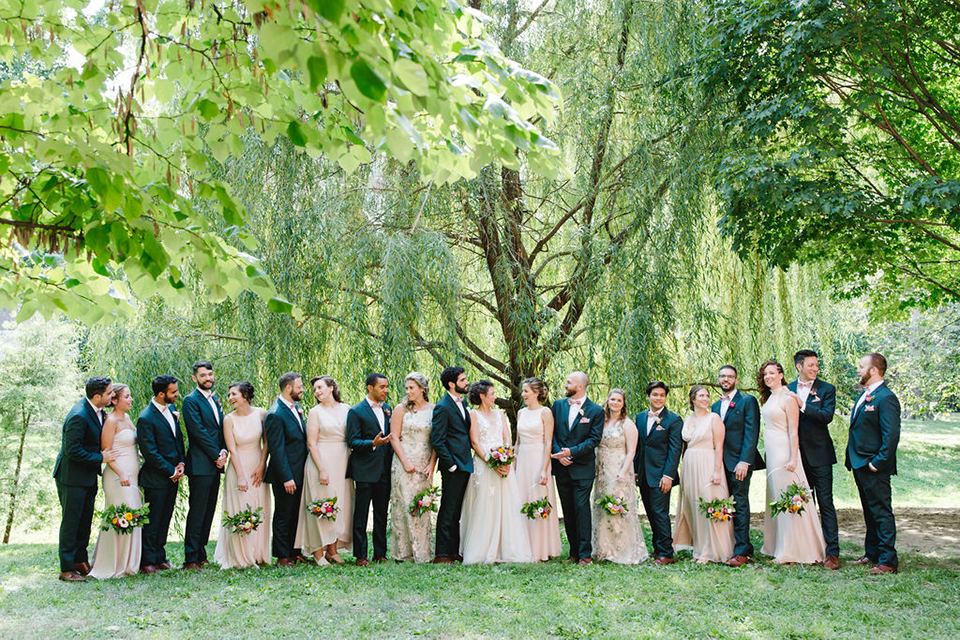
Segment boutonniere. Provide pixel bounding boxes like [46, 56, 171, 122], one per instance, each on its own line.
[171, 410, 180, 420]
[384, 408, 391, 416]
[578, 408, 585, 417]
[865, 394, 874, 403]
[728, 401, 736, 409]
[809, 388, 818, 397]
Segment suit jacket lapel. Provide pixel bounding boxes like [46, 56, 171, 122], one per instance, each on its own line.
[558, 400, 571, 436]
[722, 394, 736, 424]
[82, 400, 102, 433]
[641, 410, 652, 439]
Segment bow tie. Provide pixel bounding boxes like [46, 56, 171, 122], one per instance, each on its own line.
[798, 381, 813, 389]
[568, 398, 583, 406]
[370, 402, 383, 410]
[453, 396, 463, 404]
[649, 411, 661, 418]
[721, 395, 731, 403]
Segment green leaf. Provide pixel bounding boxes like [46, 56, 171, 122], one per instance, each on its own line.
[306, 0, 344, 22]
[307, 55, 328, 92]
[197, 99, 219, 121]
[350, 60, 387, 101]
[267, 296, 294, 314]
[394, 58, 429, 96]
[287, 121, 307, 147]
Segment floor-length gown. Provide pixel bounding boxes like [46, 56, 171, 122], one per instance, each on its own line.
[213, 410, 271, 568]
[390, 405, 435, 562]
[89, 424, 141, 578]
[592, 418, 648, 564]
[296, 402, 353, 556]
[674, 414, 735, 562]
[761, 387, 826, 563]
[460, 410, 534, 564]
[515, 407, 561, 561]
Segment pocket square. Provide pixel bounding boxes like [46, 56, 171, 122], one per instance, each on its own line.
[655, 425, 665, 431]
[865, 405, 876, 412]
[579, 417, 591, 424]
[811, 397, 821, 403]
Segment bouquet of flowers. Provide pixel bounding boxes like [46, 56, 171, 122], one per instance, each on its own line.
[222, 505, 264, 535]
[306, 496, 339, 521]
[595, 494, 629, 516]
[99, 503, 150, 534]
[521, 497, 553, 520]
[409, 487, 441, 517]
[769, 482, 813, 517]
[698, 496, 736, 522]
[486, 445, 516, 469]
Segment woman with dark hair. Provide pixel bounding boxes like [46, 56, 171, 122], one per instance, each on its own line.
[389, 372, 437, 562]
[89, 384, 141, 578]
[592, 389, 647, 564]
[297, 375, 353, 565]
[515, 377, 561, 561]
[214, 382, 270, 568]
[757, 361, 826, 564]
[673, 385, 735, 563]
[459, 380, 533, 564]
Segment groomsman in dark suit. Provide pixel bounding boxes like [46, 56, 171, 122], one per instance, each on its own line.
[346, 373, 394, 566]
[712, 365, 764, 567]
[265, 372, 309, 566]
[137, 374, 186, 573]
[53, 377, 116, 582]
[181, 360, 227, 570]
[550, 371, 605, 565]
[634, 381, 683, 566]
[846, 353, 901, 575]
[787, 349, 840, 570]
[431, 366, 472, 564]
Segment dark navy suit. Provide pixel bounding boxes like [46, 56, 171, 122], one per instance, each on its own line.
[634, 408, 682, 558]
[347, 399, 393, 560]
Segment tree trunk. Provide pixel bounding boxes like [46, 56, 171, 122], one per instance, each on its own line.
[3, 409, 30, 544]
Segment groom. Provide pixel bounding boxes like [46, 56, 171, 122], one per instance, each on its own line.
[346, 373, 394, 566]
[551, 371, 604, 565]
[712, 365, 764, 567]
[431, 366, 472, 564]
[54, 376, 115, 582]
[846, 352, 901, 575]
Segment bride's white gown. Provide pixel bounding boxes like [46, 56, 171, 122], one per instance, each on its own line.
[460, 410, 534, 564]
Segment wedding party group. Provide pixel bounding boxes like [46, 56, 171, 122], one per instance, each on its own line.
[53, 350, 902, 582]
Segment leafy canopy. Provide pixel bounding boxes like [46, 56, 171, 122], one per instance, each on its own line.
[0, 0, 560, 323]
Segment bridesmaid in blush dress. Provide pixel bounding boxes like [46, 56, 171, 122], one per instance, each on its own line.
[514, 377, 561, 561]
[297, 375, 353, 565]
[757, 361, 826, 564]
[389, 372, 437, 563]
[674, 385, 735, 563]
[90, 384, 142, 579]
[591, 389, 648, 564]
[213, 382, 270, 569]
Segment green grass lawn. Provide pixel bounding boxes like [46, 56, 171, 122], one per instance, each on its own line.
[1, 417, 958, 638]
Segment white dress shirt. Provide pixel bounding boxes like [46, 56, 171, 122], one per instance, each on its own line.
[87, 398, 104, 427]
[366, 397, 385, 432]
[198, 388, 221, 425]
[854, 380, 884, 415]
[568, 397, 586, 429]
[719, 389, 739, 420]
[796, 379, 814, 412]
[448, 392, 466, 421]
[280, 396, 304, 431]
[646, 408, 663, 436]
[151, 399, 177, 435]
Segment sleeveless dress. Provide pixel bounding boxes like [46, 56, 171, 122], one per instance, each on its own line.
[390, 405, 435, 562]
[592, 418, 648, 564]
[673, 414, 735, 562]
[89, 423, 141, 578]
[761, 387, 826, 563]
[213, 410, 271, 568]
[515, 407, 561, 561]
[296, 402, 353, 555]
[460, 410, 534, 564]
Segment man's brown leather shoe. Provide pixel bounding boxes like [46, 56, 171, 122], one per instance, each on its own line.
[356, 558, 371, 567]
[868, 564, 898, 575]
[74, 562, 91, 576]
[853, 556, 876, 566]
[59, 570, 86, 582]
[577, 558, 592, 566]
[293, 554, 311, 565]
[277, 557, 295, 567]
[823, 555, 840, 571]
[653, 556, 675, 566]
[564, 556, 578, 564]
[181, 562, 201, 571]
[432, 556, 453, 564]
[139, 564, 158, 574]
[372, 557, 387, 564]
[158, 562, 172, 571]
[726, 555, 750, 567]
[453, 554, 463, 563]
[199, 560, 210, 568]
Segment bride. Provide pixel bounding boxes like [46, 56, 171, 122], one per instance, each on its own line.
[460, 380, 534, 564]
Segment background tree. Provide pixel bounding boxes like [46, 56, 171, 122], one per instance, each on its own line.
[695, 0, 960, 315]
[0, 317, 80, 543]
